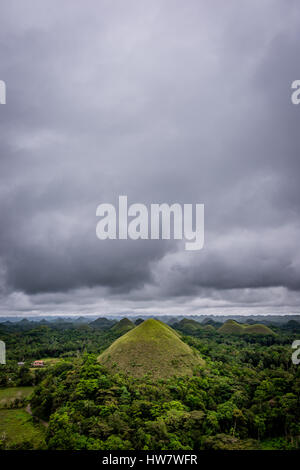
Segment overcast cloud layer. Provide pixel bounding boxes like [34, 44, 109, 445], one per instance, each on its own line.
[1, 0, 300, 317]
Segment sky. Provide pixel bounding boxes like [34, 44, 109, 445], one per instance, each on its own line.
[0, 0, 300, 317]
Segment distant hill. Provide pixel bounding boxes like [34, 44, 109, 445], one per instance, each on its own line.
[174, 318, 216, 334]
[110, 318, 135, 334]
[90, 317, 116, 330]
[73, 316, 89, 324]
[200, 318, 222, 328]
[282, 320, 300, 332]
[98, 319, 204, 379]
[178, 318, 201, 330]
[175, 318, 202, 333]
[167, 317, 182, 325]
[134, 318, 144, 326]
[203, 324, 215, 331]
[14, 319, 36, 330]
[201, 317, 214, 325]
[218, 320, 274, 335]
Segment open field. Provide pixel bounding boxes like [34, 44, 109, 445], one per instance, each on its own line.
[0, 386, 34, 408]
[0, 408, 45, 449]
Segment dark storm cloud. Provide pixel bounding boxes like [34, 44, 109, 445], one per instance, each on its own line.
[0, 0, 300, 315]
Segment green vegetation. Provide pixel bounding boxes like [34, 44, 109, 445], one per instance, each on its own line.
[203, 325, 215, 331]
[90, 317, 116, 330]
[98, 319, 204, 378]
[218, 319, 245, 334]
[174, 318, 274, 336]
[110, 318, 135, 334]
[244, 324, 275, 335]
[176, 319, 202, 333]
[0, 317, 299, 450]
[0, 385, 45, 449]
[0, 408, 45, 449]
[218, 320, 274, 335]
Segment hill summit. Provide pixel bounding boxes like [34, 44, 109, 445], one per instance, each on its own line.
[98, 319, 204, 379]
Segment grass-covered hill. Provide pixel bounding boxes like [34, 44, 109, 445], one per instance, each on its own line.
[1, 318, 299, 450]
[203, 324, 215, 331]
[89, 317, 116, 330]
[173, 318, 217, 335]
[218, 319, 275, 335]
[243, 324, 275, 335]
[110, 318, 135, 334]
[98, 319, 204, 378]
[176, 318, 202, 332]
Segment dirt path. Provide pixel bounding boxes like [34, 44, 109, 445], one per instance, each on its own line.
[26, 404, 49, 428]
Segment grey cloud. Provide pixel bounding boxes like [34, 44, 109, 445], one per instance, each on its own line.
[0, 0, 300, 316]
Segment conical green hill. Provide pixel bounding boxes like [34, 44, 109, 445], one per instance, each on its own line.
[218, 320, 244, 334]
[98, 319, 204, 379]
[178, 318, 202, 332]
[110, 318, 135, 334]
[243, 323, 274, 335]
[218, 319, 274, 335]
